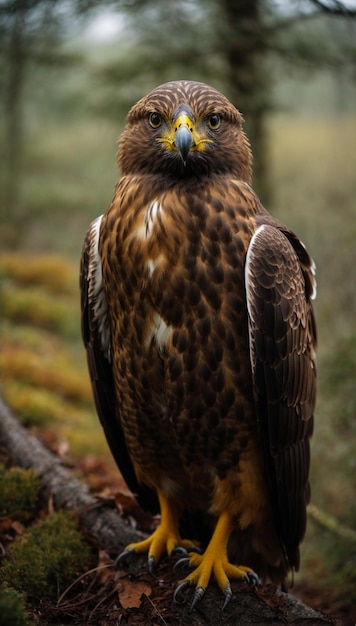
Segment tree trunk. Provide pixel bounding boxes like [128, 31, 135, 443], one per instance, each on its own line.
[0, 395, 334, 625]
[219, 0, 272, 204]
[3, 4, 28, 240]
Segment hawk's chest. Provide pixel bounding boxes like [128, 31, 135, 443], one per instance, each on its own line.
[101, 185, 255, 354]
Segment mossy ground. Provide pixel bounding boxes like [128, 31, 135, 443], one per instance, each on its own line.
[0, 253, 109, 457]
[0, 585, 29, 626]
[0, 511, 91, 601]
[0, 462, 95, 625]
[0, 254, 112, 624]
[0, 465, 40, 520]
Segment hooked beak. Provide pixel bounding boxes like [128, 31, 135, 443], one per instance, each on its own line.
[174, 126, 194, 163]
[172, 108, 194, 163]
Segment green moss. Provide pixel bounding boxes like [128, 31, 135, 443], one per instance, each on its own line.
[1, 380, 87, 427]
[0, 511, 90, 601]
[0, 465, 40, 520]
[0, 254, 77, 296]
[0, 343, 92, 404]
[0, 585, 28, 626]
[0, 283, 79, 340]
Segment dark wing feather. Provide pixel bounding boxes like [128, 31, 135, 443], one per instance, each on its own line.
[80, 216, 158, 513]
[245, 222, 317, 569]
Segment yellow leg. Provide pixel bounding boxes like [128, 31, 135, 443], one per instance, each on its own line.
[115, 490, 198, 571]
[174, 510, 259, 608]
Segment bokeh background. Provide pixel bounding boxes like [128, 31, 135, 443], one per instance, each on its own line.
[1, 0, 355, 610]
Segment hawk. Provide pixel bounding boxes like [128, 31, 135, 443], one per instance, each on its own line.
[80, 80, 317, 608]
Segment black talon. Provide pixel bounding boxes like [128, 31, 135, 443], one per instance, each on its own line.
[187, 545, 202, 554]
[173, 556, 191, 573]
[246, 571, 260, 586]
[189, 586, 205, 611]
[147, 555, 157, 575]
[222, 583, 232, 611]
[114, 547, 136, 569]
[171, 546, 188, 557]
[173, 579, 191, 604]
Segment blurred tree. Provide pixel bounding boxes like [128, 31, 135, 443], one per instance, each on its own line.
[0, 0, 355, 228]
[1, 1, 66, 231]
[91, 0, 355, 202]
[0, 0, 113, 244]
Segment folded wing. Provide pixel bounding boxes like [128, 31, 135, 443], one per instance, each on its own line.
[80, 216, 158, 513]
[245, 221, 317, 569]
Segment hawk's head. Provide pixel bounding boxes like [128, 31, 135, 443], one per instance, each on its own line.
[118, 80, 252, 183]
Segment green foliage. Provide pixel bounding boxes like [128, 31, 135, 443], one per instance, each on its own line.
[0, 511, 90, 601]
[0, 254, 78, 295]
[0, 585, 28, 626]
[325, 536, 356, 604]
[0, 465, 40, 520]
[305, 510, 356, 605]
[0, 343, 92, 404]
[1, 380, 86, 427]
[321, 334, 356, 434]
[0, 284, 78, 339]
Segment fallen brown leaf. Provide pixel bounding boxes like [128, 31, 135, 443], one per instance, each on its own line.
[11, 520, 24, 535]
[97, 550, 115, 585]
[116, 576, 152, 609]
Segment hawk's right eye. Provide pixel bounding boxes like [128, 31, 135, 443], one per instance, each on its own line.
[149, 112, 162, 129]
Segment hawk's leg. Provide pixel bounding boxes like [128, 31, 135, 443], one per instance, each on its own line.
[115, 489, 198, 573]
[174, 510, 259, 609]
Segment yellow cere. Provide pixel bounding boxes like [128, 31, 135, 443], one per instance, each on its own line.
[157, 113, 213, 153]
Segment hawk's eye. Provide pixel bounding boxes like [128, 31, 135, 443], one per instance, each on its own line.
[207, 114, 221, 130]
[149, 112, 162, 129]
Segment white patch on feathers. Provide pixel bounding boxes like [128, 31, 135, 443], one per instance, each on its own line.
[146, 312, 172, 350]
[146, 254, 163, 278]
[145, 200, 161, 237]
[245, 225, 266, 326]
[245, 225, 267, 373]
[87, 215, 111, 360]
[134, 200, 162, 240]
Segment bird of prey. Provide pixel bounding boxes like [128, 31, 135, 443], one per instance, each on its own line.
[80, 80, 317, 608]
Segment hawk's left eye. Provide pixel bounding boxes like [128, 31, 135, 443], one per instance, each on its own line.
[207, 114, 221, 130]
[149, 112, 162, 129]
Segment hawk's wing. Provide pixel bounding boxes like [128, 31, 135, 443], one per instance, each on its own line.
[80, 216, 158, 513]
[245, 219, 317, 569]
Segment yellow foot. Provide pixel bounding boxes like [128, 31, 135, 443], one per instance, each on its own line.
[173, 510, 260, 610]
[174, 551, 259, 609]
[114, 490, 199, 573]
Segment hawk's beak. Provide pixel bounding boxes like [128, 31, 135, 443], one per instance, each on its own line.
[173, 111, 194, 163]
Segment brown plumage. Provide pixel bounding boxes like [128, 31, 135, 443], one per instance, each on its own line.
[80, 80, 317, 607]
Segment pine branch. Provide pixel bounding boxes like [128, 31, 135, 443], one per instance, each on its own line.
[308, 503, 356, 542]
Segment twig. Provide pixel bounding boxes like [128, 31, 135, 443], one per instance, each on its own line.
[57, 563, 114, 606]
[143, 593, 169, 626]
[308, 503, 356, 542]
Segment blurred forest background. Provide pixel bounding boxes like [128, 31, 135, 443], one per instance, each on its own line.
[0, 0, 356, 620]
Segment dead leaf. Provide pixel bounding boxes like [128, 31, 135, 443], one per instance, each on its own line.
[117, 577, 152, 609]
[11, 520, 24, 535]
[114, 489, 138, 510]
[97, 550, 115, 585]
[57, 439, 69, 457]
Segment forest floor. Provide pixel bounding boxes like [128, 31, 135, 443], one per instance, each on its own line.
[1, 420, 356, 626]
[78, 449, 356, 626]
[48, 441, 356, 625]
